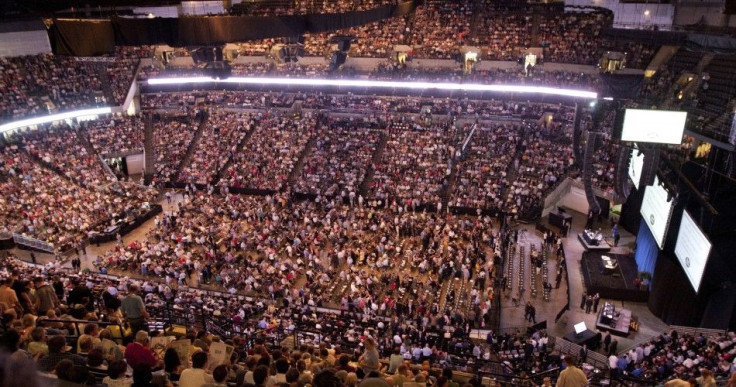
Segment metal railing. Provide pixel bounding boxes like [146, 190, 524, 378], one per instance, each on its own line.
[12, 233, 56, 254]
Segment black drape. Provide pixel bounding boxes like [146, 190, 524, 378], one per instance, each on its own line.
[619, 185, 643, 235]
[648, 253, 707, 326]
[48, 1, 415, 55]
[51, 18, 115, 56]
[113, 17, 179, 46]
[599, 74, 643, 100]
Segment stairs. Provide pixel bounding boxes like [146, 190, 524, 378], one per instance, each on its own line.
[694, 52, 715, 74]
[582, 131, 601, 214]
[644, 45, 679, 76]
[143, 115, 155, 185]
[285, 136, 317, 190]
[530, 13, 541, 46]
[359, 128, 389, 197]
[500, 126, 526, 202]
[216, 122, 258, 182]
[174, 112, 209, 179]
[74, 127, 115, 179]
[95, 63, 116, 105]
[442, 124, 477, 211]
[467, 0, 485, 43]
[572, 103, 584, 170]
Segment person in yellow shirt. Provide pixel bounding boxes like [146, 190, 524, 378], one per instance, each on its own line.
[556, 356, 587, 387]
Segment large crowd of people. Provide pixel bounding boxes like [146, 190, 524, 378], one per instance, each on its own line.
[3, 3, 735, 386]
[0, 49, 144, 124]
[178, 110, 253, 185]
[221, 113, 317, 191]
[152, 113, 204, 184]
[367, 120, 459, 209]
[0, 137, 156, 251]
[294, 120, 380, 198]
[83, 116, 146, 158]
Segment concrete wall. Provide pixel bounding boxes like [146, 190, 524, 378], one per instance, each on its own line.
[674, 2, 736, 28]
[181, 1, 226, 15]
[131, 6, 180, 18]
[126, 153, 145, 175]
[565, 0, 675, 30]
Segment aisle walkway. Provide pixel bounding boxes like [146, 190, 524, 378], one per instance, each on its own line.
[498, 208, 668, 357]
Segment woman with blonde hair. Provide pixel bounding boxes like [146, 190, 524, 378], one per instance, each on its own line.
[359, 337, 381, 375]
[697, 368, 716, 387]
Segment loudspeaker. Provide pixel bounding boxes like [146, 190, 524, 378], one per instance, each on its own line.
[337, 40, 351, 52]
[330, 52, 347, 66]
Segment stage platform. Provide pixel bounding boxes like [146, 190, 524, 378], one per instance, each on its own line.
[595, 302, 632, 337]
[563, 329, 601, 350]
[581, 251, 648, 302]
[577, 232, 611, 252]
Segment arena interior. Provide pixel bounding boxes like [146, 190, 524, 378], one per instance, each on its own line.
[2, 0, 736, 386]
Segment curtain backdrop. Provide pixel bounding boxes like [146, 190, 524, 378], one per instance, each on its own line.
[48, 1, 415, 56]
[634, 219, 658, 278]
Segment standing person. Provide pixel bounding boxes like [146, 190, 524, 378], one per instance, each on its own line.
[529, 305, 536, 324]
[556, 356, 587, 387]
[580, 292, 587, 310]
[609, 339, 618, 356]
[593, 293, 601, 313]
[603, 332, 612, 353]
[358, 337, 381, 375]
[585, 210, 594, 230]
[179, 351, 214, 387]
[585, 295, 593, 314]
[579, 344, 588, 364]
[613, 229, 621, 247]
[34, 277, 60, 316]
[30, 252, 37, 264]
[121, 285, 149, 334]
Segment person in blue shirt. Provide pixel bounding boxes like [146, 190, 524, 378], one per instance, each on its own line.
[257, 317, 268, 330]
[631, 364, 643, 378]
[617, 354, 629, 372]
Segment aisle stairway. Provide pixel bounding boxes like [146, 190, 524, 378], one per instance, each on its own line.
[174, 112, 209, 179]
[143, 115, 155, 184]
[95, 63, 116, 105]
[74, 128, 116, 179]
[582, 131, 601, 214]
[358, 127, 389, 197]
[286, 136, 317, 189]
[215, 122, 258, 183]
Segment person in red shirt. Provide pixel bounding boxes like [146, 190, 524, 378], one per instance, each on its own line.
[125, 331, 159, 369]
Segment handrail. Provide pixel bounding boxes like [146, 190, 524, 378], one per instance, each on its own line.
[40, 318, 127, 345]
[12, 233, 56, 254]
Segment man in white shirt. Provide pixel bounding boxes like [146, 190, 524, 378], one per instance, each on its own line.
[179, 351, 214, 387]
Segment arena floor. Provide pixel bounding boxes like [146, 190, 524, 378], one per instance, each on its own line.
[13, 190, 669, 357]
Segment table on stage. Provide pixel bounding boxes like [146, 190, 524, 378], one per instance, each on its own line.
[601, 255, 618, 275]
[563, 329, 600, 348]
[549, 209, 572, 230]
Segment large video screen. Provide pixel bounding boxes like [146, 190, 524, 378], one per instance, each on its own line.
[675, 211, 712, 293]
[628, 145, 645, 189]
[621, 109, 687, 144]
[640, 176, 675, 249]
